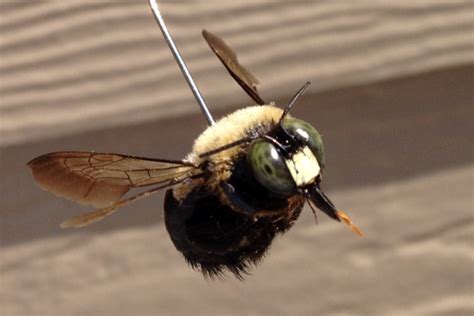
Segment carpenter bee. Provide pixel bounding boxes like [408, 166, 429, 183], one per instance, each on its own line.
[28, 3, 362, 279]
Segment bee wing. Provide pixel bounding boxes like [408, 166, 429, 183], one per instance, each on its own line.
[202, 29, 266, 105]
[59, 179, 182, 228]
[28, 151, 200, 208]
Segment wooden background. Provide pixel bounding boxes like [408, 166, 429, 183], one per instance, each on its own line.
[1, 1, 473, 146]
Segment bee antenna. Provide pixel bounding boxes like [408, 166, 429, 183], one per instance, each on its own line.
[149, 0, 216, 126]
[306, 197, 319, 224]
[279, 81, 311, 124]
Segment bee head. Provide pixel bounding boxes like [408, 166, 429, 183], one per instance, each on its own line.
[246, 118, 325, 193]
[246, 82, 340, 222]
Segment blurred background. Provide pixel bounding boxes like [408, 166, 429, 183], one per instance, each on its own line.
[1, 1, 473, 315]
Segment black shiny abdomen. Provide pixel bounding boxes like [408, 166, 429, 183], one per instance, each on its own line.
[164, 186, 303, 279]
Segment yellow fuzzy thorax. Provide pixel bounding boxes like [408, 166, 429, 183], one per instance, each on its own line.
[188, 105, 283, 164]
[174, 105, 283, 201]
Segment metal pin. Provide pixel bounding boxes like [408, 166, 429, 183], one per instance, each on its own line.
[148, 0, 216, 125]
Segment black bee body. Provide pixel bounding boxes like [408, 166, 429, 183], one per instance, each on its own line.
[164, 188, 303, 279]
[164, 108, 306, 278]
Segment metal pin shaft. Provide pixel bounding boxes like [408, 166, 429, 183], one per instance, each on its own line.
[148, 0, 215, 125]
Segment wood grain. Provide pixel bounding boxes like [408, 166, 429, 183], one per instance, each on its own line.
[1, 1, 473, 146]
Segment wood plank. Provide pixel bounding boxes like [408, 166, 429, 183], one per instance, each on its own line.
[1, 1, 473, 146]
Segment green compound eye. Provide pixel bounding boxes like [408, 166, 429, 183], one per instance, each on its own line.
[247, 139, 296, 195]
[281, 118, 325, 169]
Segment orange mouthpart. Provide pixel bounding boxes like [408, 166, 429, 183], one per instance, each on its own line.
[336, 210, 364, 237]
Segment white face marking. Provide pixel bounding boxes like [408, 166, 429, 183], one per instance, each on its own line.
[285, 146, 320, 186]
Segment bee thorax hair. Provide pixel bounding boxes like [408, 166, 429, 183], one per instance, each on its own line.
[190, 105, 283, 163]
[175, 106, 283, 202]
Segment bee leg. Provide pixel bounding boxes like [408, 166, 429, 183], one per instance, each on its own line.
[220, 182, 257, 215]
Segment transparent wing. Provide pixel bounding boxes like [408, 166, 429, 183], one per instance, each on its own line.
[202, 29, 266, 105]
[28, 151, 200, 208]
[59, 179, 185, 228]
